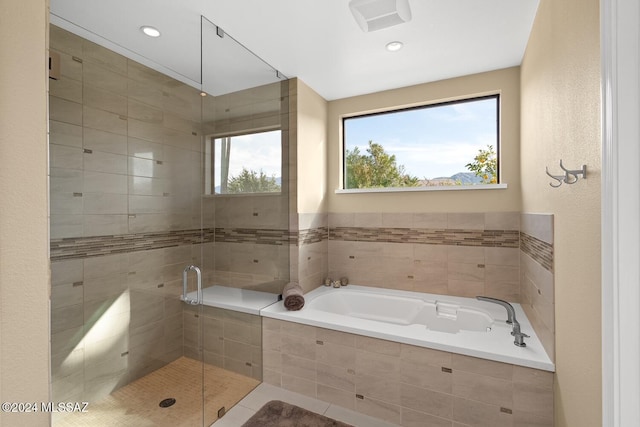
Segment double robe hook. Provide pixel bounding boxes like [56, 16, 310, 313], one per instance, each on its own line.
[545, 160, 587, 188]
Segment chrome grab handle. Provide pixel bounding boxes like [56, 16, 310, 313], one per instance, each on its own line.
[182, 265, 202, 305]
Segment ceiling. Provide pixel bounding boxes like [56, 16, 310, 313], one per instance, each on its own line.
[50, 0, 539, 101]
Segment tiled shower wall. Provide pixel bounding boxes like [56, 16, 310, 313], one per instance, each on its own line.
[49, 25, 204, 405]
[49, 25, 291, 406]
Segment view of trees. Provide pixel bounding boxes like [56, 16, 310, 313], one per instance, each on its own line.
[226, 168, 280, 193]
[345, 141, 420, 188]
[465, 144, 498, 184]
[345, 141, 498, 188]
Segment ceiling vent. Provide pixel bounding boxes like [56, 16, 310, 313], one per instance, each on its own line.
[349, 0, 412, 32]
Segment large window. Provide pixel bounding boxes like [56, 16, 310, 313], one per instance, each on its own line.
[205, 130, 282, 195]
[342, 95, 500, 189]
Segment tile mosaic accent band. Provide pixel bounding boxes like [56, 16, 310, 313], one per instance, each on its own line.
[329, 227, 520, 248]
[520, 232, 554, 272]
[51, 227, 293, 261]
[215, 228, 293, 245]
[298, 227, 328, 246]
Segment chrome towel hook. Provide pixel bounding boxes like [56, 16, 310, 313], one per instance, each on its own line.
[546, 160, 587, 187]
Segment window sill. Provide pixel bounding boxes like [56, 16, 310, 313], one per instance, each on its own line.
[335, 184, 508, 194]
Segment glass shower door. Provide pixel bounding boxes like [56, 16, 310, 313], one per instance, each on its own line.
[199, 15, 290, 426]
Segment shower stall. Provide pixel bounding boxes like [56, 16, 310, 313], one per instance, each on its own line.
[49, 13, 291, 426]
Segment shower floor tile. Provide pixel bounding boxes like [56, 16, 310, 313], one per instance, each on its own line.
[54, 356, 260, 427]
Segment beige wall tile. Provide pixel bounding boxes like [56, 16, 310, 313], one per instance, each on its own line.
[281, 353, 316, 381]
[317, 384, 356, 410]
[50, 144, 83, 170]
[316, 362, 356, 392]
[51, 303, 84, 334]
[520, 213, 553, 245]
[281, 374, 317, 399]
[83, 105, 127, 135]
[83, 193, 127, 215]
[50, 26, 83, 57]
[51, 214, 84, 238]
[84, 171, 128, 194]
[128, 137, 164, 160]
[400, 382, 453, 419]
[83, 62, 127, 97]
[447, 213, 484, 230]
[281, 334, 316, 360]
[448, 246, 485, 264]
[412, 213, 448, 229]
[485, 247, 520, 267]
[50, 77, 82, 103]
[317, 341, 356, 369]
[50, 96, 82, 125]
[452, 370, 513, 408]
[484, 212, 520, 231]
[83, 85, 127, 116]
[317, 327, 356, 347]
[50, 120, 83, 148]
[356, 336, 401, 357]
[400, 358, 452, 393]
[452, 354, 513, 380]
[84, 150, 127, 174]
[356, 373, 401, 405]
[82, 40, 127, 75]
[448, 279, 484, 298]
[355, 396, 401, 424]
[453, 396, 513, 427]
[356, 350, 399, 381]
[401, 407, 453, 427]
[448, 262, 485, 282]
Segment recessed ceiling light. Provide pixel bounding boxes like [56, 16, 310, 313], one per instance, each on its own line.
[386, 41, 404, 52]
[140, 26, 161, 38]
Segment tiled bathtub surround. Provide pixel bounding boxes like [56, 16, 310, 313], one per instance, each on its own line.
[183, 305, 262, 381]
[263, 318, 554, 427]
[328, 212, 522, 302]
[293, 213, 329, 293]
[519, 213, 555, 360]
[520, 232, 553, 273]
[330, 227, 519, 248]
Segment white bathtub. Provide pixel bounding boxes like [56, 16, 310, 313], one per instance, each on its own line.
[261, 285, 555, 372]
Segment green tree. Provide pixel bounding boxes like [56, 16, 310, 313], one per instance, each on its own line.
[226, 168, 280, 193]
[466, 145, 498, 184]
[346, 141, 419, 188]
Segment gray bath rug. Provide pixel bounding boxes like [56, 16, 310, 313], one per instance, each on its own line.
[241, 400, 354, 427]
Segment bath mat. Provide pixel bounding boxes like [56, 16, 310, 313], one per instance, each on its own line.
[241, 400, 354, 427]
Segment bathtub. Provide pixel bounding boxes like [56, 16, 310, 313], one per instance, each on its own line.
[261, 285, 555, 371]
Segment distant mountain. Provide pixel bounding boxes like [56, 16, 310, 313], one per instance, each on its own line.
[448, 172, 483, 184]
[421, 172, 483, 187]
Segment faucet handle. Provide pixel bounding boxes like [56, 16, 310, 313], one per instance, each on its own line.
[512, 331, 530, 347]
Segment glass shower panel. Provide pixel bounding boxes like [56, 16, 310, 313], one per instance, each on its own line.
[198, 16, 290, 424]
[48, 23, 207, 426]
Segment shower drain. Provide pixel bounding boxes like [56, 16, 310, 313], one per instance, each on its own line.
[159, 398, 176, 408]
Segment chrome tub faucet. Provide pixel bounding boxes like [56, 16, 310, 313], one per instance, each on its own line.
[476, 296, 530, 347]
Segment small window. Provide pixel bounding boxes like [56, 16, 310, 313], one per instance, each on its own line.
[342, 95, 499, 189]
[205, 130, 282, 195]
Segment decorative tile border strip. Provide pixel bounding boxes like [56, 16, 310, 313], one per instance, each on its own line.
[51, 227, 292, 261]
[215, 228, 292, 245]
[520, 232, 554, 272]
[329, 227, 520, 248]
[298, 227, 328, 246]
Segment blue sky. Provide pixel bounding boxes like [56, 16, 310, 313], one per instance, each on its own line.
[344, 97, 498, 179]
[214, 130, 282, 186]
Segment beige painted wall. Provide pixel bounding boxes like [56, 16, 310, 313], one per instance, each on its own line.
[327, 67, 521, 213]
[296, 79, 328, 214]
[0, 0, 51, 425]
[520, 0, 601, 426]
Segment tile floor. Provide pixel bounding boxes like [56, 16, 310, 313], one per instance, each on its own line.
[212, 382, 400, 427]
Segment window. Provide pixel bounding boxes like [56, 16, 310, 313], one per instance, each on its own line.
[204, 130, 282, 195]
[342, 95, 500, 190]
